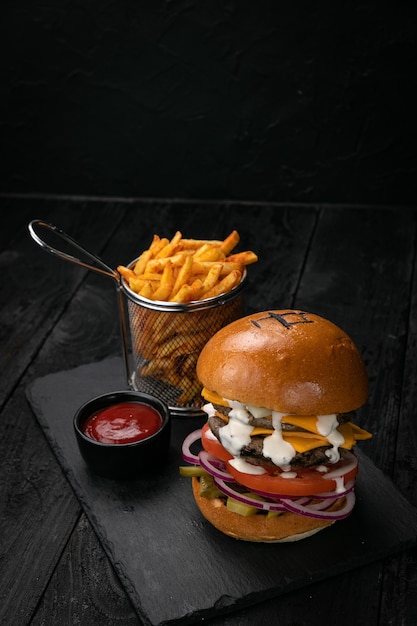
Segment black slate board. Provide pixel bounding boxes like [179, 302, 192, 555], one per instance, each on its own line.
[26, 357, 417, 626]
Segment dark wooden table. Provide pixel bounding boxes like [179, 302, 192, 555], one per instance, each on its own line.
[1, 197, 416, 625]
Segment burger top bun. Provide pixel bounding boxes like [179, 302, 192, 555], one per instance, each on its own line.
[197, 310, 368, 415]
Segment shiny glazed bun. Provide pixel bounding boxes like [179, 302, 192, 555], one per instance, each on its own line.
[197, 309, 368, 415]
[192, 477, 345, 542]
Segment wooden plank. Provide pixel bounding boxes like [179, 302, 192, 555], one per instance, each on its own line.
[294, 207, 416, 474]
[0, 199, 130, 624]
[0, 393, 81, 626]
[0, 199, 40, 251]
[286, 206, 417, 624]
[30, 514, 140, 626]
[392, 211, 417, 503]
[378, 211, 417, 626]
[0, 198, 131, 406]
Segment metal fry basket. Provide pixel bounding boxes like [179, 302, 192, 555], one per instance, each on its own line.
[28, 220, 246, 417]
[122, 264, 246, 417]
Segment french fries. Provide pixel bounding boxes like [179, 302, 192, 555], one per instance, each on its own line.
[117, 230, 257, 303]
[120, 230, 258, 407]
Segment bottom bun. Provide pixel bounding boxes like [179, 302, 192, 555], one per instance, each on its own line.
[191, 477, 344, 543]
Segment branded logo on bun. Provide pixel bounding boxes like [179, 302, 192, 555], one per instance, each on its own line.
[180, 310, 372, 542]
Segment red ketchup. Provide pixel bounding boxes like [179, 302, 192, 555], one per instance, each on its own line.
[83, 402, 162, 444]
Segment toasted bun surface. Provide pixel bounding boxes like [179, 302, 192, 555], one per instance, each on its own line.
[197, 310, 368, 415]
[191, 477, 343, 542]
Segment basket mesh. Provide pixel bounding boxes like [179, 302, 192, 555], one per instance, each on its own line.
[127, 295, 243, 414]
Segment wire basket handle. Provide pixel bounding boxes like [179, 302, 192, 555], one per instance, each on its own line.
[28, 219, 132, 386]
[28, 219, 119, 280]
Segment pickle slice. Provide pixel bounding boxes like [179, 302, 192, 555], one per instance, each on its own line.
[226, 491, 272, 517]
[179, 465, 209, 478]
[226, 497, 259, 516]
[199, 474, 223, 499]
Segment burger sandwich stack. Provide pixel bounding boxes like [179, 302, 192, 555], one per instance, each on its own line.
[181, 310, 372, 542]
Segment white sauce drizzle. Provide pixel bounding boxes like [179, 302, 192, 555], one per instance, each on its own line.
[262, 411, 296, 470]
[281, 471, 297, 479]
[245, 404, 271, 419]
[229, 457, 266, 475]
[203, 402, 216, 417]
[316, 414, 345, 463]
[218, 400, 253, 456]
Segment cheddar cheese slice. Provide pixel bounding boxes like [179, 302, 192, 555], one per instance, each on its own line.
[252, 423, 371, 453]
[201, 387, 229, 407]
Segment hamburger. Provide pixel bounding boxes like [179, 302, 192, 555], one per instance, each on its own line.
[181, 309, 372, 542]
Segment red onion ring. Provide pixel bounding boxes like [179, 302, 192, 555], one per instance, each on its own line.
[325, 451, 357, 478]
[182, 428, 202, 464]
[213, 477, 287, 512]
[199, 450, 233, 481]
[313, 479, 355, 500]
[280, 491, 356, 520]
[248, 478, 354, 501]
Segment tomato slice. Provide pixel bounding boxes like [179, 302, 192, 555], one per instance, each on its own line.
[201, 422, 358, 496]
[201, 422, 233, 463]
[226, 455, 358, 496]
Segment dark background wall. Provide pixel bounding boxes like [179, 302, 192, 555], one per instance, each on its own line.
[2, 1, 416, 205]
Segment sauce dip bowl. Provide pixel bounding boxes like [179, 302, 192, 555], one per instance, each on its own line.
[74, 390, 171, 479]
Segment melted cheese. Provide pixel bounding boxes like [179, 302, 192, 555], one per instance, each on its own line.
[251, 422, 371, 453]
[201, 388, 229, 406]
